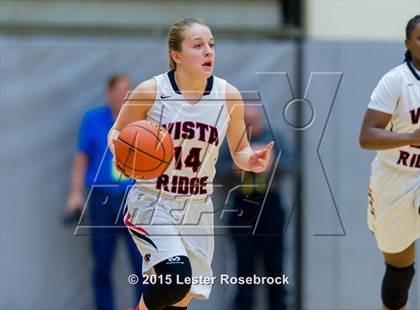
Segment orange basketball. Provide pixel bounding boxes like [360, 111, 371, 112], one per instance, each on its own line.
[114, 120, 174, 179]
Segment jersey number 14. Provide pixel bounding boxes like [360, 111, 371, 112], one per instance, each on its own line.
[173, 146, 202, 172]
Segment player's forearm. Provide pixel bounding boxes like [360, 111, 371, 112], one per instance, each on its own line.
[68, 153, 88, 196]
[232, 145, 253, 171]
[359, 128, 416, 150]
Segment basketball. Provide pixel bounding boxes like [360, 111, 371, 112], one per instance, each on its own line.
[114, 120, 174, 179]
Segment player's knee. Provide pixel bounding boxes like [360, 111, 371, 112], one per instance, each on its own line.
[381, 263, 415, 310]
[143, 256, 192, 310]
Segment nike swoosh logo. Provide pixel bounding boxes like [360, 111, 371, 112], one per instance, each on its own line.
[160, 95, 171, 99]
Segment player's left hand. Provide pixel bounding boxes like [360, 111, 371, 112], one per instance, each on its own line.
[249, 141, 274, 173]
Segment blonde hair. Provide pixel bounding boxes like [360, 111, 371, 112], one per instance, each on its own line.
[167, 18, 207, 70]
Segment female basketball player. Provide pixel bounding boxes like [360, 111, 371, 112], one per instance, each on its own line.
[109, 18, 273, 310]
[359, 15, 420, 310]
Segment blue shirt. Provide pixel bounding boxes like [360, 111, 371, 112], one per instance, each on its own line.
[77, 105, 133, 192]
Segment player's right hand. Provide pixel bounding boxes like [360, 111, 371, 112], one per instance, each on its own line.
[112, 157, 131, 178]
[111, 137, 131, 178]
[108, 128, 120, 156]
[65, 193, 84, 215]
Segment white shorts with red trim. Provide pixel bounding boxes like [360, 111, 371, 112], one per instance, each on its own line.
[124, 185, 215, 300]
[368, 157, 420, 254]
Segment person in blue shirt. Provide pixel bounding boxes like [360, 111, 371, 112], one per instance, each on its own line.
[216, 105, 296, 310]
[65, 74, 142, 310]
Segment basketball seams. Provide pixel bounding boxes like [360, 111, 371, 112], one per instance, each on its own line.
[126, 122, 174, 162]
[115, 121, 174, 178]
[116, 138, 169, 171]
[117, 136, 169, 164]
[117, 153, 171, 175]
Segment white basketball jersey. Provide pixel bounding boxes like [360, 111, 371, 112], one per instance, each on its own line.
[368, 62, 420, 171]
[138, 71, 230, 197]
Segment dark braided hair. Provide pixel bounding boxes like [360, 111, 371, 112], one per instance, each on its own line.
[405, 15, 420, 62]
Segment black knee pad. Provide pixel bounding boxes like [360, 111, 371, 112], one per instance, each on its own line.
[382, 263, 415, 310]
[143, 256, 192, 310]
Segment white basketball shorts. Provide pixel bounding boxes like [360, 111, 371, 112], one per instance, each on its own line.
[124, 185, 215, 299]
[368, 157, 420, 254]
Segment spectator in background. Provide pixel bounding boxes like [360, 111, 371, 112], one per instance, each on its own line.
[65, 74, 142, 310]
[218, 105, 295, 310]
